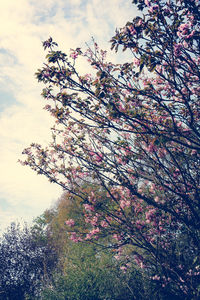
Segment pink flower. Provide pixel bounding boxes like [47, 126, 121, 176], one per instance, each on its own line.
[120, 265, 127, 272]
[89, 151, 95, 157]
[176, 121, 183, 127]
[95, 153, 103, 163]
[89, 151, 103, 163]
[134, 255, 144, 268]
[65, 219, 75, 227]
[43, 70, 50, 78]
[118, 102, 125, 112]
[152, 275, 160, 281]
[113, 234, 123, 241]
[174, 43, 182, 56]
[69, 232, 82, 243]
[191, 150, 197, 155]
[90, 215, 98, 226]
[178, 23, 189, 35]
[114, 255, 121, 260]
[91, 227, 100, 235]
[145, 143, 157, 153]
[120, 200, 131, 209]
[83, 203, 95, 212]
[85, 232, 93, 240]
[149, 183, 155, 193]
[186, 30, 195, 39]
[70, 51, 78, 59]
[100, 220, 108, 228]
[86, 227, 100, 239]
[117, 157, 126, 165]
[133, 58, 140, 66]
[145, 209, 156, 222]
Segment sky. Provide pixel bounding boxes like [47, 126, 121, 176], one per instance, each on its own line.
[0, 0, 137, 234]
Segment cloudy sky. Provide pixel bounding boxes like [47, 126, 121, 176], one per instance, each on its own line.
[0, 0, 137, 233]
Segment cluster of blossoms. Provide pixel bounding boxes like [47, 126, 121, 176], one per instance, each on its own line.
[89, 151, 104, 163]
[65, 219, 75, 227]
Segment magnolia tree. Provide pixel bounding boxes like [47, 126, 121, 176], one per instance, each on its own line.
[21, 0, 200, 298]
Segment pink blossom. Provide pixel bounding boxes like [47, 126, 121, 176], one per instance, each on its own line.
[145, 208, 156, 223]
[128, 82, 133, 88]
[90, 215, 98, 226]
[43, 70, 50, 78]
[176, 121, 183, 127]
[183, 41, 188, 48]
[114, 255, 121, 260]
[82, 73, 92, 82]
[70, 51, 78, 59]
[100, 220, 108, 228]
[85, 232, 93, 240]
[88, 191, 96, 203]
[44, 104, 51, 111]
[191, 150, 197, 155]
[89, 151, 95, 157]
[118, 102, 125, 112]
[86, 227, 100, 239]
[83, 203, 95, 212]
[120, 265, 127, 272]
[89, 151, 103, 163]
[90, 227, 100, 235]
[152, 274, 160, 281]
[95, 153, 103, 163]
[105, 216, 113, 223]
[145, 143, 157, 153]
[186, 30, 195, 39]
[65, 219, 75, 227]
[149, 183, 156, 193]
[135, 220, 143, 230]
[113, 234, 123, 241]
[120, 200, 131, 209]
[117, 157, 125, 165]
[174, 43, 182, 56]
[178, 23, 189, 35]
[133, 58, 140, 66]
[134, 255, 144, 268]
[69, 232, 82, 243]
[85, 232, 92, 240]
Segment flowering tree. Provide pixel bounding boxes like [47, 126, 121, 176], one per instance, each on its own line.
[22, 0, 200, 298]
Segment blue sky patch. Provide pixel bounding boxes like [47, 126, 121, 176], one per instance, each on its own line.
[0, 89, 17, 112]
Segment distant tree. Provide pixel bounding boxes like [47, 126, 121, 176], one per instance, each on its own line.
[35, 193, 152, 299]
[0, 222, 57, 300]
[40, 237, 153, 300]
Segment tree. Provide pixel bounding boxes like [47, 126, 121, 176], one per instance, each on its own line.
[21, 0, 200, 298]
[40, 242, 151, 300]
[0, 222, 57, 300]
[32, 191, 86, 272]
[36, 192, 152, 299]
